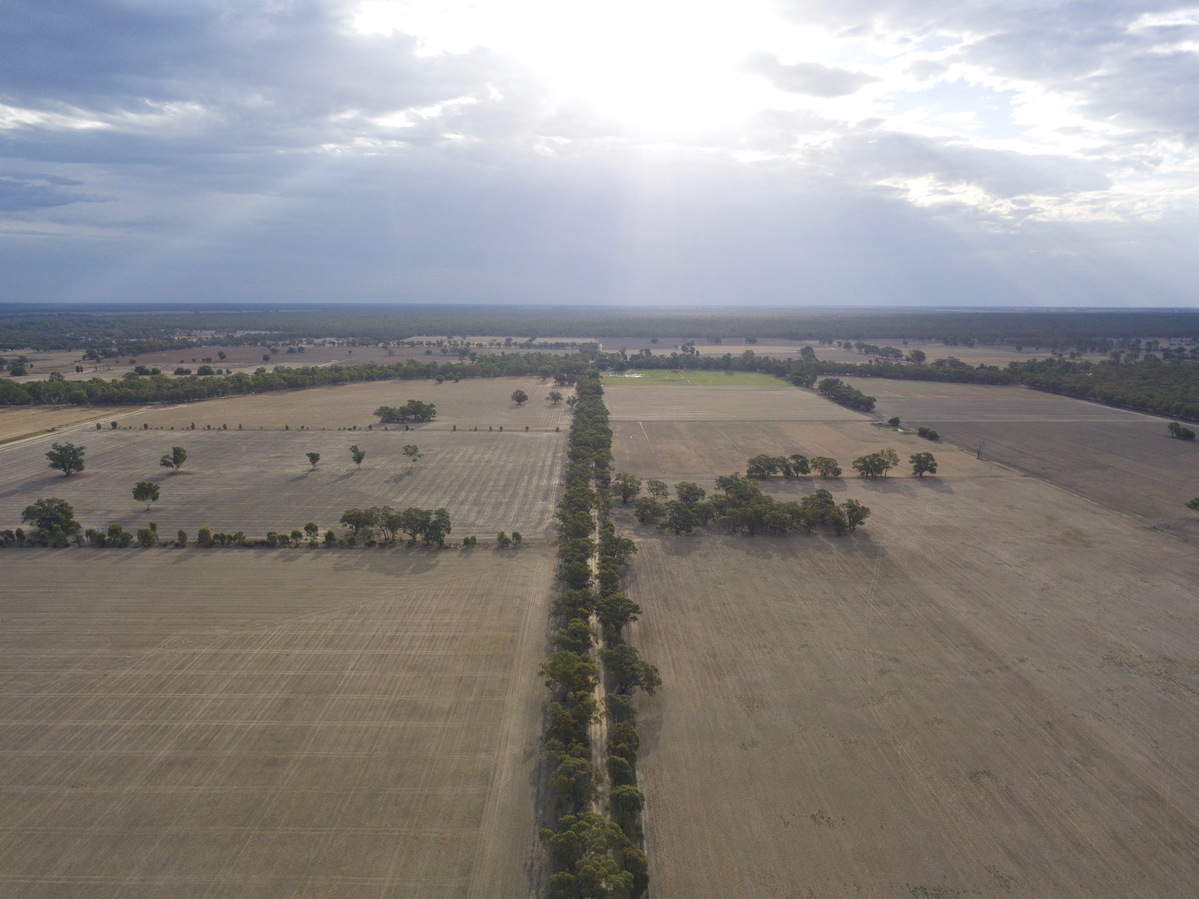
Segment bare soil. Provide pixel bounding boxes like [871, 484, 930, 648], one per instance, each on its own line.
[0, 426, 566, 540]
[607, 378, 1199, 896]
[116, 378, 574, 432]
[0, 547, 554, 898]
[867, 380, 1199, 537]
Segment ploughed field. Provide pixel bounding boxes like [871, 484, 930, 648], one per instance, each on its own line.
[0, 547, 554, 898]
[0, 380, 569, 540]
[608, 380, 1199, 897]
[865, 380, 1199, 537]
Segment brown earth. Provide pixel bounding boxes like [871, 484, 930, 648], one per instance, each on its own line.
[608, 380, 1199, 897]
[0, 547, 554, 898]
[0, 426, 565, 540]
[866, 380, 1199, 537]
[116, 378, 573, 432]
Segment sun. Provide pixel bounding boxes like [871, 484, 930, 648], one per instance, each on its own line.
[351, 0, 786, 139]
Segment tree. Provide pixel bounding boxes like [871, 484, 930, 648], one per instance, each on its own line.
[1168, 421, 1197, 440]
[610, 784, 645, 835]
[397, 506, 432, 544]
[511, 388, 529, 405]
[133, 481, 160, 510]
[159, 446, 188, 472]
[841, 498, 871, 531]
[887, 416, 901, 427]
[658, 500, 696, 535]
[306, 451, 320, 470]
[304, 521, 320, 546]
[910, 452, 938, 477]
[548, 390, 564, 404]
[601, 644, 661, 695]
[349, 445, 366, 467]
[811, 456, 841, 478]
[21, 498, 80, 539]
[340, 507, 378, 538]
[46, 442, 85, 477]
[645, 479, 669, 498]
[596, 593, 642, 638]
[675, 481, 705, 508]
[1187, 497, 1199, 517]
[402, 444, 423, 464]
[611, 473, 642, 504]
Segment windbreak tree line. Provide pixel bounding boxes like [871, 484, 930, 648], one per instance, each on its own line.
[539, 373, 653, 899]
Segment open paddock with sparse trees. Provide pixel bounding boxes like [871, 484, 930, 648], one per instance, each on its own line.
[0, 547, 554, 897]
[0, 426, 566, 541]
[112, 377, 573, 432]
[628, 466, 1199, 897]
[868, 380, 1199, 536]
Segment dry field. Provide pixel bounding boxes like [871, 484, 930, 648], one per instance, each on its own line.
[0, 426, 565, 540]
[0, 407, 129, 444]
[116, 378, 572, 432]
[14, 343, 576, 382]
[606, 379, 1199, 896]
[0, 547, 554, 898]
[605, 384, 862, 423]
[866, 380, 1199, 537]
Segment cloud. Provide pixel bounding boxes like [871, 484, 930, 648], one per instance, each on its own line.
[742, 52, 877, 97]
[0, 175, 91, 212]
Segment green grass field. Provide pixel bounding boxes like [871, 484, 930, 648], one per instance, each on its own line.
[602, 369, 787, 387]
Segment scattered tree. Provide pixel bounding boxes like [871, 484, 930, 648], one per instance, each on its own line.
[349, 445, 366, 467]
[21, 497, 81, 541]
[373, 400, 436, 424]
[611, 472, 642, 504]
[645, 479, 669, 498]
[658, 500, 697, 535]
[402, 444, 423, 464]
[674, 481, 706, 508]
[133, 481, 160, 510]
[306, 451, 320, 470]
[548, 390, 564, 404]
[46, 442, 85, 477]
[811, 456, 842, 478]
[511, 388, 529, 405]
[887, 416, 901, 427]
[910, 452, 938, 477]
[159, 445, 188, 472]
[1168, 421, 1196, 440]
[1187, 497, 1199, 517]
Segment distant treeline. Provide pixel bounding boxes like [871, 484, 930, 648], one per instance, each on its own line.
[2, 304, 1198, 353]
[0, 353, 591, 407]
[4, 330, 1197, 422]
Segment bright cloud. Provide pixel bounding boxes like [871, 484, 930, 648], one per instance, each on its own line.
[0, 0, 1196, 306]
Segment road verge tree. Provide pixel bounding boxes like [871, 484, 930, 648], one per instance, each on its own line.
[540, 371, 651, 898]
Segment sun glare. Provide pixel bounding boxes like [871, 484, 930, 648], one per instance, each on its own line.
[351, 0, 791, 139]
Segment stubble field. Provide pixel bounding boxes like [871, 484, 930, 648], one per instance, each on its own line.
[0, 380, 570, 540]
[864, 380, 1199, 536]
[0, 546, 555, 898]
[609, 379, 1199, 897]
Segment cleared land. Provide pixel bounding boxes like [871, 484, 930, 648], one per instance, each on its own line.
[608, 380, 1199, 896]
[866, 380, 1199, 537]
[603, 371, 785, 387]
[0, 426, 565, 540]
[118, 378, 573, 432]
[605, 384, 862, 423]
[0, 407, 130, 444]
[0, 547, 554, 898]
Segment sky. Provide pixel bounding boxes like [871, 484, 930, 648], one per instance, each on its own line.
[2, 0, 1198, 307]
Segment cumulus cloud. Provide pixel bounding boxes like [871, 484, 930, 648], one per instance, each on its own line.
[742, 52, 877, 97]
[0, 0, 1196, 306]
